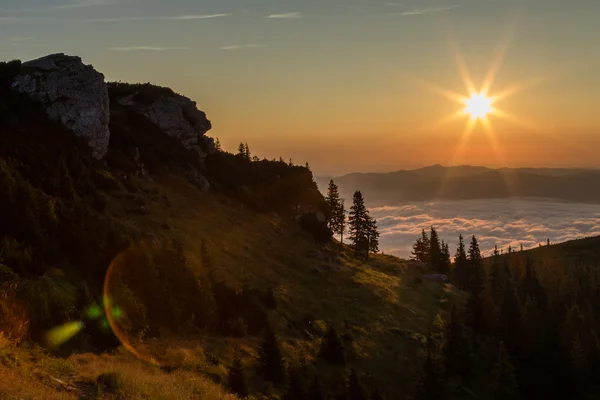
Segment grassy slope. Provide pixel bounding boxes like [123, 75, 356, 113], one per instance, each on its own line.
[2, 172, 462, 399]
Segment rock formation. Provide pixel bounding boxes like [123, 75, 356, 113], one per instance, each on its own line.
[109, 83, 213, 161]
[11, 53, 110, 159]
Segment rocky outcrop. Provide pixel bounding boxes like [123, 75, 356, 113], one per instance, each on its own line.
[11, 54, 110, 159]
[109, 83, 213, 160]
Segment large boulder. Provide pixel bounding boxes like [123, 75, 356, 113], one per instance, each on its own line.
[11, 53, 110, 159]
[108, 83, 213, 160]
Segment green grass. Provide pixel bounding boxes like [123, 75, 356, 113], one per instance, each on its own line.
[4, 172, 462, 399]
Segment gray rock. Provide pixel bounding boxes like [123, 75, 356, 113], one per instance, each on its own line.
[113, 87, 212, 158]
[188, 169, 210, 192]
[11, 53, 110, 159]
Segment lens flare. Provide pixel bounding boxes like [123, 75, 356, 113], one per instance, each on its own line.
[103, 243, 160, 366]
[44, 321, 84, 349]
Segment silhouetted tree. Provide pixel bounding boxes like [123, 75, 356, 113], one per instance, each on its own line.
[454, 235, 468, 289]
[320, 326, 346, 365]
[338, 199, 347, 244]
[365, 215, 380, 260]
[228, 352, 248, 397]
[429, 226, 442, 272]
[348, 191, 368, 258]
[244, 143, 251, 160]
[489, 245, 505, 306]
[443, 307, 471, 385]
[214, 138, 222, 151]
[325, 180, 342, 231]
[440, 241, 451, 276]
[467, 235, 486, 350]
[411, 229, 430, 264]
[498, 281, 525, 359]
[258, 321, 285, 383]
[237, 143, 246, 159]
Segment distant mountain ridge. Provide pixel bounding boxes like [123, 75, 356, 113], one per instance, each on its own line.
[316, 165, 600, 206]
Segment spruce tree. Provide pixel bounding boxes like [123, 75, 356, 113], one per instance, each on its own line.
[320, 326, 346, 365]
[325, 180, 342, 231]
[215, 138, 222, 151]
[338, 199, 346, 244]
[489, 245, 505, 306]
[454, 235, 468, 289]
[244, 143, 251, 160]
[498, 281, 525, 359]
[443, 307, 471, 385]
[429, 226, 442, 272]
[411, 229, 430, 264]
[365, 215, 380, 260]
[440, 241, 451, 276]
[489, 341, 520, 400]
[228, 352, 249, 397]
[348, 191, 368, 258]
[258, 321, 285, 383]
[237, 143, 246, 159]
[467, 235, 486, 350]
[348, 369, 368, 400]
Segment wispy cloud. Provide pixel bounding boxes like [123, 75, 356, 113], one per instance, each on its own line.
[91, 13, 230, 22]
[107, 46, 189, 52]
[373, 5, 461, 17]
[266, 12, 302, 19]
[220, 44, 267, 50]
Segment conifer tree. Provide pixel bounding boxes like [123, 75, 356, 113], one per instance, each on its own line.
[467, 235, 486, 350]
[489, 341, 520, 400]
[453, 235, 468, 289]
[320, 326, 346, 365]
[338, 199, 346, 244]
[489, 245, 505, 306]
[443, 307, 471, 385]
[214, 138, 222, 151]
[440, 241, 451, 275]
[228, 352, 249, 397]
[308, 375, 325, 400]
[237, 143, 246, 159]
[429, 226, 442, 272]
[411, 229, 430, 264]
[415, 335, 447, 400]
[365, 215, 380, 260]
[244, 143, 251, 160]
[258, 321, 285, 383]
[348, 369, 368, 400]
[325, 180, 342, 230]
[348, 191, 368, 257]
[498, 281, 525, 358]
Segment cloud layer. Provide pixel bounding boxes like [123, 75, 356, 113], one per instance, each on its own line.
[368, 199, 600, 258]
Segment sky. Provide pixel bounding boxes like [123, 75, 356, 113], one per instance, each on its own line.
[1, 0, 600, 175]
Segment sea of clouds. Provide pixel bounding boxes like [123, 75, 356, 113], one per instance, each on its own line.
[368, 198, 600, 258]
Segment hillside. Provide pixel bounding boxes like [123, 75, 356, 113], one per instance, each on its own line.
[0, 55, 460, 399]
[317, 165, 600, 206]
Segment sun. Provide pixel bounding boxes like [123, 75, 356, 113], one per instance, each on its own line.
[464, 93, 492, 119]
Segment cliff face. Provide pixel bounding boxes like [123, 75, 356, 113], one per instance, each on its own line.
[108, 83, 214, 161]
[11, 54, 110, 159]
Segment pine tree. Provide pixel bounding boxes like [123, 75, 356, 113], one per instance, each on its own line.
[489, 245, 505, 306]
[467, 235, 486, 350]
[305, 162, 310, 171]
[415, 335, 447, 400]
[325, 180, 342, 230]
[440, 241, 451, 276]
[489, 341, 520, 400]
[365, 215, 380, 260]
[215, 138, 222, 151]
[411, 229, 430, 264]
[348, 191, 369, 258]
[498, 281, 525, 359]
[308, 375, 325, 400]
[289, 158, 294, 167]
[237, 143, 246, 159]
[228, 352, 249, 397]
[338, 199, 346, 244]
[258, 322, 285, 383]
[320, 326, 346, 365]
[443, 307, 471, 385]
[429, 227, 442, 272]
[244, 143, 251, 160]
[454, 235, 468, 289]
[348, 369, 368, 400]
